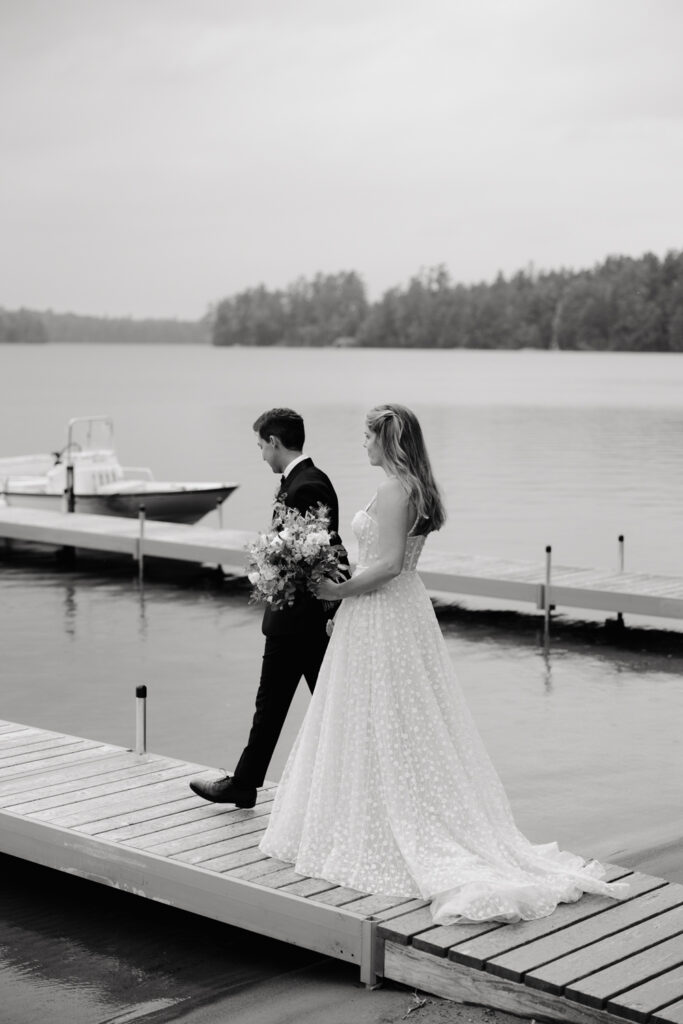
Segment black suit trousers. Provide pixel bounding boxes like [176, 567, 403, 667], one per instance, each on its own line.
[232, 627, 329, 788]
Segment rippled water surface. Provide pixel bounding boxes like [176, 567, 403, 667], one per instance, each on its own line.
[2, 345, 683, 1022]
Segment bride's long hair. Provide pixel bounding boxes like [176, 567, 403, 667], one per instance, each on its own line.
[366, 404, 446, 535]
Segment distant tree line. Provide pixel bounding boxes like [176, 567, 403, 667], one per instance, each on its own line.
[211, 272, 368, 347]
[0, 309, 207, 344]
[4, 251, 682, 349]
[211, 251, 683, 351]
[0, 308, 48, 343]
[39, 310, 207, 344]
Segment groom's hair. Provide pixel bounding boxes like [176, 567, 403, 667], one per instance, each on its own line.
[253, 408, 305, 451]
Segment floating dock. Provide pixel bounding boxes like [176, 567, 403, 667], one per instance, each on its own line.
[2, 719, 683, 1022]
[2, 505, 683, 622]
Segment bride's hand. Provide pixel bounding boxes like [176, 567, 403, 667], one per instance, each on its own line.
[315, 579, 342, 601]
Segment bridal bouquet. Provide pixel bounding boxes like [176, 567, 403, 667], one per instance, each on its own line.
[246, 501, 346, 610]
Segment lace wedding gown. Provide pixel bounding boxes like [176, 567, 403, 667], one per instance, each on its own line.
[259, 498, 627, 923]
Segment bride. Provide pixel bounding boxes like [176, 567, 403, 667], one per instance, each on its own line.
[258, 403, 627, 923]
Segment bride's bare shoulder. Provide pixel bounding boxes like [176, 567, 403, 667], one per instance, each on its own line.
[376, 476, 410, 506]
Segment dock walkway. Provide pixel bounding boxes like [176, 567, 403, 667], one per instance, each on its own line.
[3, 720, 683, 1022]
[2, 505, 683, 621]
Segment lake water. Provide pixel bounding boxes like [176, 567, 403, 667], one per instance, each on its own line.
[2, 344, 683, 1022]
[4, 344, 683, 572]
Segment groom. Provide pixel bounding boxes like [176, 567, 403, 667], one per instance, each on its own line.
[189, 407, 344, 808]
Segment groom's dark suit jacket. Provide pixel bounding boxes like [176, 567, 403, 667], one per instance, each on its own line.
[233, 455, 346, 789]
[262, 457, 344, 637]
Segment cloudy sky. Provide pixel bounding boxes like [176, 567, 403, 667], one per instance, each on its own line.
[1, 0, 681, 319]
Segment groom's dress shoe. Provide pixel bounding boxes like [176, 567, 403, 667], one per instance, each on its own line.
[189, 773, 257, 808]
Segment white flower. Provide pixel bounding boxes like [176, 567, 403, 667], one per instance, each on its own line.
[301, 529, 331, 559]
[247, 571, 260, 585]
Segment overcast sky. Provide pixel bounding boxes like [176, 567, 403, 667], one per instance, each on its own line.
[1, 0, 681, 319]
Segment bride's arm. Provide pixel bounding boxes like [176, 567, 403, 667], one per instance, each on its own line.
[318, 478, 410, 599]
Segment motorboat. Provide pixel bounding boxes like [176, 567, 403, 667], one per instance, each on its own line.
[0, 417, 239, 525]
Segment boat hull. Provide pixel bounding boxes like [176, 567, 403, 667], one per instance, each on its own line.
[2, 486, 238, 525]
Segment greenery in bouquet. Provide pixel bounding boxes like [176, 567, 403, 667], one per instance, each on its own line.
[246, 501, 346, 610]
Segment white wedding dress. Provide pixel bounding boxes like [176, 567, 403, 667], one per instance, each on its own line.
[259, 498, 627, 923]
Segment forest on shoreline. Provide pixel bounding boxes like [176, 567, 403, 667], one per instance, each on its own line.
[212, 251, 683, 351]
[3, 250, 682, 350]
[0, 309, 206, 345]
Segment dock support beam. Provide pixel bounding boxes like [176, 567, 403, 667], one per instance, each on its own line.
[360, 916, 382, 989]
[60, 463, 77, 565]
[135, 685, 147, 754]
[65, 465, 75, 513]
[137, 504, 146, 584]
[543, 545, 552, 640]
[616, 534, 625, 629]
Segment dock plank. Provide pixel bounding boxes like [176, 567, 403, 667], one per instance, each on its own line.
[340, 894, 424, 918]
[564, 929, 683, 1010]
[0, 729, 60, 749]
[252, 866, 333, 893]
[281, 876, 339, 898]
[2, 759, 194, 813]
[109, 790, 275, 844]
[173, 826, 268, 865]
[0, 732, 80, 753]
[150, 814, 269, 857]
[225, 857, 291, 882]
[309, 886, 370, 907]
[29, 773, 203, 827]
[373, 899, 429, 921]
[0, 738, 99, 766]
[206, 846, 270, 873]
[0, 744, 121, 780]
[652, 997, 683, 1024]
[0, 752, 161, 798]
[412, 921, 504, 957]
[377, 906, 434, 942]
[491, 875, 673, 983]
[75, 795, 203, 834]
[606, 965, 683, 1023]
[81, 782, 275, 838]
[539, 905, 683, 1007]
[126, 799, 274, 850]
[441, 867, 633, 970]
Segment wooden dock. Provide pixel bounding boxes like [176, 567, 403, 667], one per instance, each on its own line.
[0, 504, 255, 570]
[2, 504, 683, 622]
[3, 719, 683, 1022]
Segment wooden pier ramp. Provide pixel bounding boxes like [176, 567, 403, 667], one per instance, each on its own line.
[2, 720, 683, 1022]
[3, 505, 683, 622]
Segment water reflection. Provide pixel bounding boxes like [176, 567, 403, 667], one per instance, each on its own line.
[137, 580, 148, 641]
[63, 582, 76, 640]
[0, 854, 321, 1024]
[540, 639, 553, 693]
